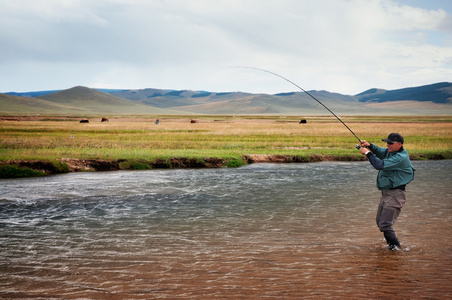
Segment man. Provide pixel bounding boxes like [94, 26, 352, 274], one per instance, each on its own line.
[360, 133, 415, 250]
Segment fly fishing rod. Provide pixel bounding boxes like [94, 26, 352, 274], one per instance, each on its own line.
[237, 66, 363, 149]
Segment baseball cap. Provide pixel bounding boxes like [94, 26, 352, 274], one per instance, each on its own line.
[382, 133, 404, 144]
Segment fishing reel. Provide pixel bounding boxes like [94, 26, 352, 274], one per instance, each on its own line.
[355, 144, 361, 150]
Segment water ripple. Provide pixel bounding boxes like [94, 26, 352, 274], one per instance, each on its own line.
[0, 161, 451, 299]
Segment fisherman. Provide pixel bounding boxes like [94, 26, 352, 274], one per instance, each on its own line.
[360, 133, 415, 250]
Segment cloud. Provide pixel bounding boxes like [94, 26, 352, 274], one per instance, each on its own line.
[1, 0, 451, 94]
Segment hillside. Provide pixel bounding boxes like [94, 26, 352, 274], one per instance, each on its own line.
[0, 93, 90, 114]
[110, 87, 452, 115]
[37, 86, 164, 114]
[109, 88, 363, 114]
[0, 86, 186, 115]
[1, 82, 451, 116]
[38, 86, 126, 105]
[357, 82, 452, 103]
[6, 90, 61, 97]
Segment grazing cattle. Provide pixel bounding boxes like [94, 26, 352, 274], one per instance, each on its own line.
[80, 119, 89, 123]
[155, 119, 160, 125]
[190, 119, 199, 123]
[299, 119, 307, 124]
[101, 117, 109, 122]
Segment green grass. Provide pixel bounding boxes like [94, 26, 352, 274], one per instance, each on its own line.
[0, 165, 46, 178]
[1, 115, 451, 163]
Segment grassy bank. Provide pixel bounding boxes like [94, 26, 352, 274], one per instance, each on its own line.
[1, 115, 451, 177]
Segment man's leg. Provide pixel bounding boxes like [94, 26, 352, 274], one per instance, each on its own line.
[378, 205, 402, 249]
[377, 190, 405, 249]
[384, 230, 401, 249]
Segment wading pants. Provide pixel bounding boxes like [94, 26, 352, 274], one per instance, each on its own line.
[376, 189, 406, 247]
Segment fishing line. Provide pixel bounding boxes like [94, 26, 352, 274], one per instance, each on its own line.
[235, 66, 362, 145]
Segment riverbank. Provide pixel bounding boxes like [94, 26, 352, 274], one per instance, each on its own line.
[1, 115, 451, 177]
[1, 152, 450, 178]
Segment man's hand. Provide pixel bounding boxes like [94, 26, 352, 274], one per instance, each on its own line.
[360, 140, 370, 148]
[361, 147, 371, 155]
[360, 140, 371, 155]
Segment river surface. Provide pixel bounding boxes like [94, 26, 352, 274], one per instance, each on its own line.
[1, 160, 451, 299]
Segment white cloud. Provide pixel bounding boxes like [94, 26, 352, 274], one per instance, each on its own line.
[0, 0, 451, 94]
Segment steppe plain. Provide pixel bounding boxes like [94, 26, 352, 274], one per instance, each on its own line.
[1, 115, 451, 177]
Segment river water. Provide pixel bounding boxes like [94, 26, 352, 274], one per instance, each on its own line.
[1, 160, 451, 299]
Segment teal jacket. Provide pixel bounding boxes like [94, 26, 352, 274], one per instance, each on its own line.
[367, 143, 415, 190]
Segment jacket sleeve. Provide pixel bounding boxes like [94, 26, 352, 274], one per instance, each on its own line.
[366, 152, 384, 170]
[368, 151, 408, 171]
[368, 143, 387, 160]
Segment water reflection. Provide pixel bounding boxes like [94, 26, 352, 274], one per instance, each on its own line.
[0, 160, 451, 299]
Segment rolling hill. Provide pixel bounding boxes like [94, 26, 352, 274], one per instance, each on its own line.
[1, 86, 187, 115]
[357, 82, 452, 103]
[0, 93, 90, 114]
[108, 84, 452, 115]
[1, 82, 451, 116]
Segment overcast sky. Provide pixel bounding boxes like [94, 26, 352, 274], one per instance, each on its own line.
[1, 0, 451, 95]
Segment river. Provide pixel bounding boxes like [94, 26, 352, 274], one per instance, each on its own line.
[1, 160, 451, 299]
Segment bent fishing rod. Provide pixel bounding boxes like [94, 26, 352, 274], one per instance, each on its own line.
[237, 66, 363, 149]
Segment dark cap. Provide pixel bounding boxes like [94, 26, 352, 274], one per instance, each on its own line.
[382, 133, 404, 144]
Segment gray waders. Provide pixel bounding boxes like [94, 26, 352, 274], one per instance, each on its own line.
[376, 190, 406, 250]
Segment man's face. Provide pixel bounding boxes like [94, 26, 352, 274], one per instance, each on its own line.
[387, 142, 402, 152]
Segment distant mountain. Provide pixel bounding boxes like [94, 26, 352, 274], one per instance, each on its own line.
[109, 84, 451, 115]
[5, 88, 126, 97]
[1, 82, 451, 115]
[1, 86, 186, 115]
[357, 82, 452, 103]
[39, 86, 133, 106]
[0, 93, 90, 114]
[5, 90, 61, 97]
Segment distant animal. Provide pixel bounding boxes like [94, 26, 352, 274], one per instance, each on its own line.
[80, 119, 89, 123]
[101, 117, 109, 122]
[190, 119, 199, 123]
[299, 119, 307, 124]
[155, 119, 160, 125]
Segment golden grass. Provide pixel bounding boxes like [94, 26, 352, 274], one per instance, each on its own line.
[1, 116, 451, 161]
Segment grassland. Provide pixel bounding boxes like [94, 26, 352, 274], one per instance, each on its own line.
[1, 115, 451, 177]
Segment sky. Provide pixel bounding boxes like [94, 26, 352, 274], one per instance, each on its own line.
[1, 0, 451, 95]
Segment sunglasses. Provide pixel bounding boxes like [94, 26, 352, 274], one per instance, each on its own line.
[387, 142, 394, 145]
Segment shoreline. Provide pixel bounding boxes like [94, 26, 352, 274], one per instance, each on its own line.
[1, 153, 448, 178]
[1, 115, 451, 178]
